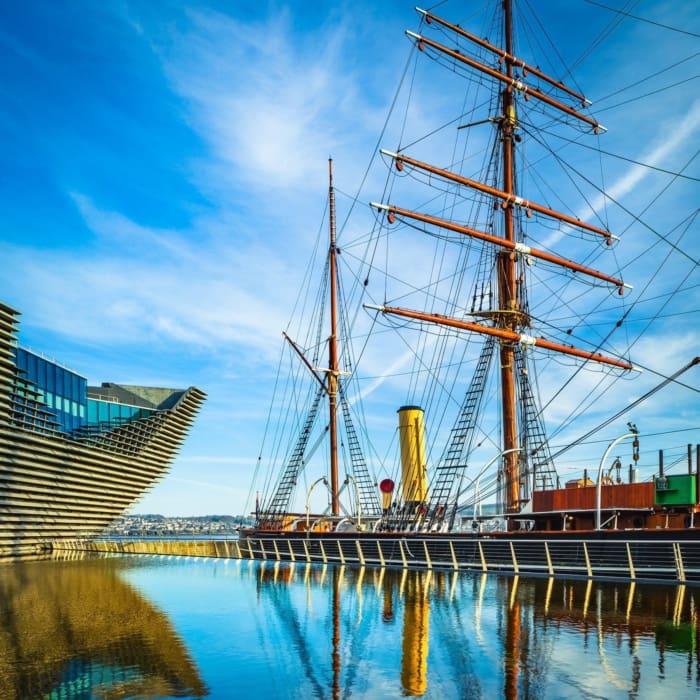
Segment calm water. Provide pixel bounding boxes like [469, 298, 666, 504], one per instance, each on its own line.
[0, 555, 698, 699]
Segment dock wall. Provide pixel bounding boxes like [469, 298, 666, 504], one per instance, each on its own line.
[54, 538, 247, 559]
[52, 533, 700, 586]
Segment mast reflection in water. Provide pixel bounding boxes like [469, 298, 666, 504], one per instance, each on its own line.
[1, 555, 698, 698]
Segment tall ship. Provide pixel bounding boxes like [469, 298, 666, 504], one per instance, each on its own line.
[243, 1, 700, 583]
[0, 301, 206, 557]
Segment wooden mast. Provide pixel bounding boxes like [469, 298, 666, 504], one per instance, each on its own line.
[405, 30, 603, 133]
[371, 203, 626, 292]
[328, 158, 340, 516]
[370, 3, 632, 519]
[500, 0, 520, 515]
[415, 7, 590, 106]
[363, 305, 633, 371]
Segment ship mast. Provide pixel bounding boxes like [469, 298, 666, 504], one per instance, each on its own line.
[261, 159, 381, 526]
[499, 0, 521, 514]
[328, 158, 340, 516]
[367, 2, 634, 521]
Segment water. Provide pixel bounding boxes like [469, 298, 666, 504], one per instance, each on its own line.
[0, 555, 697, 699]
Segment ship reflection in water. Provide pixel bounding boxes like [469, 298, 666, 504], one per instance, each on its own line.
[256, 563, 698, 699]
[0, 555, 698, 699]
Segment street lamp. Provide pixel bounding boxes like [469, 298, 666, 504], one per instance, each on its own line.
[344, 474, 362, 529]
[456, 447, 524, 523]
[306, 477, 328, 531]
[596, 427, 639, 530]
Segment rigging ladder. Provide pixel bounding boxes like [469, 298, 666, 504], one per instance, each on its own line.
[424, 336, 496, 530]
[340, 389, 382, 517]
[515, 345, 558, 495]
[259, 386, 325, 525]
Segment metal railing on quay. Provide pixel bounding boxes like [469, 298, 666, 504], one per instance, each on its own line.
[51, 534, 700, 585]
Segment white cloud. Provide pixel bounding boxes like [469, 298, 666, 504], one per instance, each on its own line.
[0, 193, 302, 362]
[155, 6, 365, 192]
[542, 98, 700, 250]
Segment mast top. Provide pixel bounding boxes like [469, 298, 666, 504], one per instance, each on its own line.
[405, 10, 605, 134]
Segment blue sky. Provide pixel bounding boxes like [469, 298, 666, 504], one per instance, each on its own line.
[1, 1, 698, 516]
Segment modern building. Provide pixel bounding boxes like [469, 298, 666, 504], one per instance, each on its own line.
[0, 301, 206, 557]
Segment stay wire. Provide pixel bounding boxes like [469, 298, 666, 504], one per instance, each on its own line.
[532, 122, 700, 183]
[584, 0, 700, 39]
[596, 73, 700, 115]
[550, 357, 700, 462]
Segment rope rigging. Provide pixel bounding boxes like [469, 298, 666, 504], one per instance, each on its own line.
[248, 0, 699, 529]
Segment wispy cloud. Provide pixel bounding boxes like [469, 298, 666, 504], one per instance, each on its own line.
[0, 193, 300, 361]
[152, 6, 374, 194]
[0, 4, 397, 366]
[589, 98, 700, 213]
[543, 98, 700, 249]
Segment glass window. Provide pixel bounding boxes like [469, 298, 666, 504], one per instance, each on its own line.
[16, 350, 25, 374]
[37, 358, 47, 390]
[56, 368, 65, 397]
[26, 352, 36, 381]
[45, 363, 55, 393]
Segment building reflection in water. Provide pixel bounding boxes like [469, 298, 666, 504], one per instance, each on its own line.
[1, 554, 697, 699]
[252, 560, 699, 699]
[0, 554, 207, 699]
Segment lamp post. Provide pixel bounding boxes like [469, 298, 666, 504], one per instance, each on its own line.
[456, 447, 524, 521]
[344, 474, 362, 529]
[596, 428, 638, 530]
[306, 477, 328, 531]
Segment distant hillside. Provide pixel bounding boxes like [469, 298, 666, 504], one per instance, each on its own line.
[107, 514, 254, 536]
[130, 514, 240, 522]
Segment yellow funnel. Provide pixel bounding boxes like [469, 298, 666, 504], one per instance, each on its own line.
[397, 406, 428, 504]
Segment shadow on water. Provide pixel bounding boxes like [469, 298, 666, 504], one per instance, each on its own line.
[0, 554, 207, 699]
